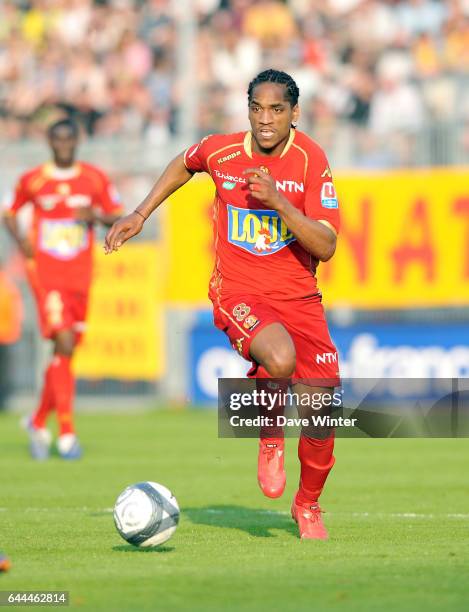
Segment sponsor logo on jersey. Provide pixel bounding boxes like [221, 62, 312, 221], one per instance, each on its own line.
[320, 182, 338, 209]
[37, 194, 62, 210]
[39, 219, 89, 260]
[215, 169, 246, 190]
[222, 181, 236, 190]
[316, 352, 338, 365]
[217, 150, 241, 164]
[321, 166, 332, 178]
[66, 194, 92, 208]
[227, 205, 295, 256]
[276, 180, 304, 194]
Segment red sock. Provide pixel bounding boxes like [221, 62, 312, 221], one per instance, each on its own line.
[32, 363, 55, 429]
[296, 434, 335, 504]
[256, 366, 289, 439]
[49, 355, 75, 436]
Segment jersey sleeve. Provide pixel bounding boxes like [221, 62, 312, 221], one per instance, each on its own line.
[304, 148, 340, 234]
[91, 170, 123, 215]
[3, 175, 31, 216]
[183, 135, 213, 174]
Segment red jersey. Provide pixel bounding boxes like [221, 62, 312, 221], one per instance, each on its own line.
[5, 162, 123, 292]
[184, 129, 340, 301]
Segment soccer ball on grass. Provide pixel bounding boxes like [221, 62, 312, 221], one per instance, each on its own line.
[113, 481, 180, 547]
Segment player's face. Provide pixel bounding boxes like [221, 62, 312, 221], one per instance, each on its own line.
[248, 82, 299, 156]
[48, 126, 78, 167]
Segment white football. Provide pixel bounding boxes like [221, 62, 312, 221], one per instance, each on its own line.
[113, 481, 180, 547]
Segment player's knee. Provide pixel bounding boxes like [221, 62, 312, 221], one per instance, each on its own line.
[264, 346, 296, 378]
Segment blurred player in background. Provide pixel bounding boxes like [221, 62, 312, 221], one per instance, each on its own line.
[3, 119, 123, 460]
[0, 261, 22, 411]
[105, 69, 340, 539]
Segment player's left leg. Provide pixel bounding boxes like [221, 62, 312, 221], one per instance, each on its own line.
[51, 328, 81, 458]
[275, 294, 340, 539]
[290, 384, 335, 540]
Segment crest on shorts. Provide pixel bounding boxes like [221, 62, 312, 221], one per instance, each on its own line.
[233, 303, 250, 321]
[228, 205, 296, 256]
[243, 315, 259, 331]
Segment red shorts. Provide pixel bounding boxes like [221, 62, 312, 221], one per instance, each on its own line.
[212, 293, 340, 384]
[26, 262, 89, 342]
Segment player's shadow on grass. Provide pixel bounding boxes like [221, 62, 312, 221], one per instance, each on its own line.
[184, 505, 297, 538]
[112, 545, 174, 554]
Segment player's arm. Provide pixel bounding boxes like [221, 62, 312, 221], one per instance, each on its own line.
[243, 168, 337, 262]
[104, 152, 193, 254]
[3, 214, 34, 259]
[2, 179, 34, 259]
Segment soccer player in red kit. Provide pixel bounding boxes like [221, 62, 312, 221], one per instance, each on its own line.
[105, 70, 340, 539]
[4, 118, 123, 460]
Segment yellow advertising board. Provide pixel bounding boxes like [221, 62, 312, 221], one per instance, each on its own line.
[164, 175, 215, 305]
[74, 242, 164, 380]
[165, 168, 469, 308]
[321, 168, 469, 308]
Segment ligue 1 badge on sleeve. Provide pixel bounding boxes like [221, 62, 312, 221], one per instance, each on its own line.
[321, 182, 338, 209]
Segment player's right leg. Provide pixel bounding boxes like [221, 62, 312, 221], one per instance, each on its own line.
[213, 297, 295, 498]
[24, 267, 55, 459]
[25, 272, 83, 460]
[250, 324, 295, 498]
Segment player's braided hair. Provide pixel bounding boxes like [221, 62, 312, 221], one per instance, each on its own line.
[247, 69, 300, 107]
[47, 118, 79, 138]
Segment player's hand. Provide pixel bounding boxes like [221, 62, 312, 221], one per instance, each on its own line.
[243, 167, 284, 210]
[74, 206, 97, 224]
[104, 212, 144, 254]
[19, 237, 34, 259]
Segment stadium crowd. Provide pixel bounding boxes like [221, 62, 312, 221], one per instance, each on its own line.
[0, 0, 467, 165]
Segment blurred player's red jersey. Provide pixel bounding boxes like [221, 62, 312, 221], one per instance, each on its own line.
[5, 162, 123, 292]
[184, 129, 339, 301]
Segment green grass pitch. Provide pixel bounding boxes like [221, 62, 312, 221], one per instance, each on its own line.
[0, 409, 468, 611]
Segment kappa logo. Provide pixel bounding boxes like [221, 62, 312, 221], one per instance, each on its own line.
[227, 205, 295, 256]
[217, 150, 241, 164]
[320, 182, 338, 209]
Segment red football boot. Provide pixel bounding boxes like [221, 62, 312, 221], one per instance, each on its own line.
[257, 438, 286, 498]
[291, 496, 328, 540]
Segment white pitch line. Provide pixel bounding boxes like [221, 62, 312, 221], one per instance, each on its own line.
[2, 507, 469, 520]
[205, 508, 469, 519]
